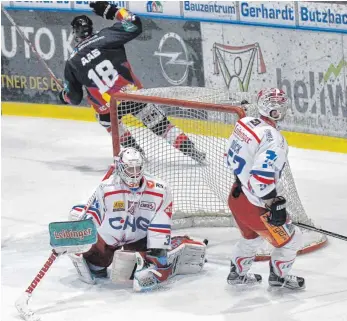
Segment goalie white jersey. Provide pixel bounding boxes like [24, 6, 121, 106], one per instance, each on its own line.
[225, 116, 288, 208]
[71, 174, 173, 250]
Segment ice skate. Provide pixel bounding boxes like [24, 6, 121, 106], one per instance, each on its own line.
[269, 263, 305, 290]
[227, 262, 262, 285]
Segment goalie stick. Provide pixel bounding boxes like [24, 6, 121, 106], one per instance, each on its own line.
[1, 6, 63, 91]
[15, 165, 115, 321]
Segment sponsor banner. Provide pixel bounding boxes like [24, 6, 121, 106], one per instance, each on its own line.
[4, 1, 347, 33]
[239, 1, 296, 26]
[298, 2, 347, 31]
[5, 1, 126, 11]
[73, 1, 127, 11]
[10, 1, 71, 9]
[183, 1, 238, 21]
[128, 1, 181, 17]
[72, 1, 94, 10]
[1, 10, 204, 104]
[202, 22, 347, 138]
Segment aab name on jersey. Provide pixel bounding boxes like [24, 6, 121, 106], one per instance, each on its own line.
[81, 49, 101, 66]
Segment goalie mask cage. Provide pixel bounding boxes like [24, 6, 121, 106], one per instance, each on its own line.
[110, 87, 327, 260]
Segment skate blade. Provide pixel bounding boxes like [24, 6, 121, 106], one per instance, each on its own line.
[226, 282, 262, 293]
[267, 283, 306, 293]
[227, 278, 262, 291]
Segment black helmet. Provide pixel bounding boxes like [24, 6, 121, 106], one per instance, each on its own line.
[71, 15, 93, 42]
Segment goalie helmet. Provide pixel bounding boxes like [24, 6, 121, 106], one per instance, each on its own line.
[116, 148, 144, 190]
[71, 15, 93, 43]
[257, 88, 289, 121]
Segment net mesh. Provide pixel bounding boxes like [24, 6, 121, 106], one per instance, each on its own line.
[111, 87, 327, 258]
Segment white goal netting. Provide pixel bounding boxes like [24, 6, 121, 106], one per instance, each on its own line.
[110, 87, 327, 259]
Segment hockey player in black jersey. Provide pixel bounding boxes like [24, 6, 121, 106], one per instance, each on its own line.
[59, 1, 205, 163]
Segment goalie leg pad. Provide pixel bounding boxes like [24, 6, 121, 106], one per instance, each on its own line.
[110, 250, 137, 285]
[168, 236, 207, 275]
[69, 253, 96, 285]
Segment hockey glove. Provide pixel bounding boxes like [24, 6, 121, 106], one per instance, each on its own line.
[231, 176, 242, 198]
[58, 90, 69, 105]
[90, 1, 118, 20]
[267, 196, 287, 226]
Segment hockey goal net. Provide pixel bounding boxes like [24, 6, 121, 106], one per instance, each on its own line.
[110, 87, 327, 260]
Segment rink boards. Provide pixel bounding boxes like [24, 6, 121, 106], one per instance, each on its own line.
[2, 101, 347, 154]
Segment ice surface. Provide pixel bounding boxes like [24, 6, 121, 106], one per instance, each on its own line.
[2, 116, 347, 321]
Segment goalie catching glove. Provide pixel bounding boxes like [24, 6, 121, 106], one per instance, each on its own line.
[133, 236, 207, 292]
[133, 250, 172, 292]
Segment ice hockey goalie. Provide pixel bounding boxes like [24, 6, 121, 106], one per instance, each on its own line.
[68, 147, 207, 292]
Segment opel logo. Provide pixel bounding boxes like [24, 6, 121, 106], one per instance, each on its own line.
[154, 32, 194, 86]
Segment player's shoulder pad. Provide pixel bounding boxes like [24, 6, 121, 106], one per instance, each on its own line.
[243, 116, 269, 131]
[143, 174, 168, 192]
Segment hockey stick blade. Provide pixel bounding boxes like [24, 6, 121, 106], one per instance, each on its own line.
[15, 292, 41, 321]
[293, 222, 347, 241]
[15, 251, 59, 321]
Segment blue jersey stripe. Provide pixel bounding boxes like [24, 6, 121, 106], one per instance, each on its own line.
[250, 170, 275, 178]
[149, 224, 171, 229]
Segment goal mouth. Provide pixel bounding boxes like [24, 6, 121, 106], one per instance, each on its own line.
[110, 86, 328, 260]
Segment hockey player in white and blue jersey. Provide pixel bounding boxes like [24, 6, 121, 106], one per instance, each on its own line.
[225, 88, 305, 290]
[69, 147, 206, 291]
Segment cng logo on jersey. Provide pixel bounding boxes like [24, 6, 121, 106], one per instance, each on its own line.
[109, 216, 150, 232]
[113, 201, 125, 212]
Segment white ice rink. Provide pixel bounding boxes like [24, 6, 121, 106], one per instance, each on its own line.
[2, 116, 347, 321]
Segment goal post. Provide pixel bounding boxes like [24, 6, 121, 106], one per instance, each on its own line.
[110, 87, 327, 260]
